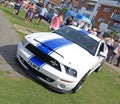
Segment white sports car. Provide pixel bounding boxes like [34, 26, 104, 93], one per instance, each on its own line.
[16, 26, 108, 93]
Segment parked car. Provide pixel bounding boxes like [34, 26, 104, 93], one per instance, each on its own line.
[16, 26, 108, 93]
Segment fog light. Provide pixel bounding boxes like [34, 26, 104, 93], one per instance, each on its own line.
[59, 84, 65, 88]
[46, 78, 51, 82]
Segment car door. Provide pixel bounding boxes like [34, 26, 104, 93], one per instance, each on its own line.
[96, 42, 108, 66]
[91, 41, 107, 71]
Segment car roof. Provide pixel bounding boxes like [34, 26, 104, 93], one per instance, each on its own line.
[68, 25, 101, 42]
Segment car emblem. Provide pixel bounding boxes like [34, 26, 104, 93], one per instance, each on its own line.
[50, 60, 58, 66]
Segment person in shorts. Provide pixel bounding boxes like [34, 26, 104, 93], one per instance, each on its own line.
[35, 4, 47, 25]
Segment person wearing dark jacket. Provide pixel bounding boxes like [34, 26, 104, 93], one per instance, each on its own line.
[65, 16, 74, 25]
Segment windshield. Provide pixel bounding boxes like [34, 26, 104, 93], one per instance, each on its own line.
[53, 26, 99, 55]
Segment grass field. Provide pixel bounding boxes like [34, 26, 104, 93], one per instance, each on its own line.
[0, 64, 120, 104]
[0, 6, 50, 33]
[0, 6, 120, 104]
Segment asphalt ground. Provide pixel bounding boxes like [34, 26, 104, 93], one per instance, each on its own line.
[0, 10, 119, 76]
[0, 10, 26, 77]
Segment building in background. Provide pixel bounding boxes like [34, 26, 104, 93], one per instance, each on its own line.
[94, 0, 120, 36]
[60, 0, 99, 20]
[39, 0, 120, 37]
[40, 0, 62, 6]
[61, 0, 120, 37]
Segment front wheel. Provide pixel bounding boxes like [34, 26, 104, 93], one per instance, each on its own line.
[94, 64, 103, 72]
[71, 71, 89, 93]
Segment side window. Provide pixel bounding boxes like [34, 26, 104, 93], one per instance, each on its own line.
[99, 43, 104, 52]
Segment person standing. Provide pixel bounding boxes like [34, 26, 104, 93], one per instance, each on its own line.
[24, 3, 35, 23]
[19, 0, 26, 12]
[35, 4, 47, 25]
[77, 20, 84, 28]
[65, 15, 74, 26]
[50, 12, 64, 31]
[109, 40, 119, 64]
[105, 34, 115, 62]
[13, 0, 23, 15]
[114, 46, 120, 66]
[82, 22, 91, 31]
[90, 28, 98, 36]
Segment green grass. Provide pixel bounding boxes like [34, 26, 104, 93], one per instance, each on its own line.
[0, 6, 49, 40]
[0, 6, 49, 32]
[0, 65, 120, 104]
[0, 6, 120, 104]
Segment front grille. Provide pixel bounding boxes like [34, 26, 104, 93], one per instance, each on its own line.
[20, 56, 55, 82]
[26, 44, 61, 71]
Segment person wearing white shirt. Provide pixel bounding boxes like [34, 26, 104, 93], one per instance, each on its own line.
[35, 4, 47, 25]
[105, 34, 115, 62]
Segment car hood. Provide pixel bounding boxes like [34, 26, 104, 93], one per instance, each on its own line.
[28, 32, 94, 68]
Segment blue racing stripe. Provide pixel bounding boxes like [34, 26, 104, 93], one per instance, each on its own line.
[30, 56, 44, 67]
[79, 29, 89, 35]
[37, 38, 72, 55]
[29, 38, 72, 68]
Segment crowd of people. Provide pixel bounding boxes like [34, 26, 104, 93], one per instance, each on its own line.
[105, 34, 120, 67]
[1, 0, 120, 67]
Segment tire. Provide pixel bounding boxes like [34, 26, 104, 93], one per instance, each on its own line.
[94, 64, 102, 72]
[71, 71, 90, 93]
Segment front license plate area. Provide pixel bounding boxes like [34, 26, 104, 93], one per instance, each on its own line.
[28, 60, 39, 70]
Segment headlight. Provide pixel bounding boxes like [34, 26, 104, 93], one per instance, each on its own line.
[22, 37, 28, 45]
[65, 66, 77, 77]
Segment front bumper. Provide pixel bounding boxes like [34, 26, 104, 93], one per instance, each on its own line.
[16, 42, 78, 93]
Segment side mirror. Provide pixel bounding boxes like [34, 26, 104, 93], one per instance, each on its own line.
[98, 52, 107, 59]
